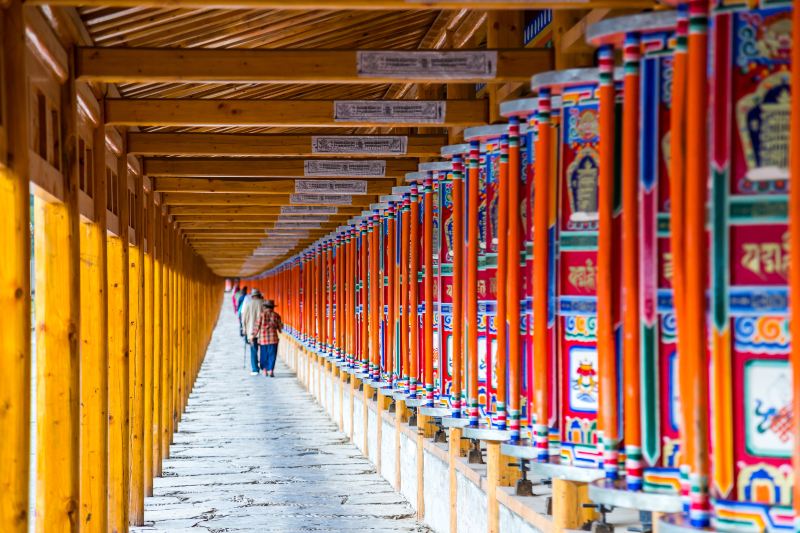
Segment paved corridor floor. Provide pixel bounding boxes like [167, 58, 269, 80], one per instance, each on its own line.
[134, 299, 428, 533]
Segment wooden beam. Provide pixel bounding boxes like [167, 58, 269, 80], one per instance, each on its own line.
[177, 218, 349, 228]
[144, 158, 416, 178]
[169, 205, 363, 216]
[78, 47, 549, 84]
[153, 177, 394, 195]
[28, 0, 657, 9]
[172, 214, 336, 221]
[105, 98, 487, 128]
[128, 132, 446, 158]
[161, 193, 375, 206]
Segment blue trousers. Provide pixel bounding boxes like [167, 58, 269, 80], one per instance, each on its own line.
[259, 343, 278, 372]
[250, 342, 260, 372]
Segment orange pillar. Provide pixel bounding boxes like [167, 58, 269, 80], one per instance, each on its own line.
[621, 32, 643, 489]
[532, 91, 552, 458]
[451, 155, 465, 417]
[467, 141, 480, 427]
[409, 186, 420, 395]
[684, 1, 711, 526]
[507, 121, 522, 441]
[495, 135, 509, 430]
[790, 1, 800, 526]
[597, 45, 620, 478]
[423, 175, 435, 405]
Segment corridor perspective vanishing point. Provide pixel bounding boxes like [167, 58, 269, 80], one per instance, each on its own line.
[0, 0, 798, 532]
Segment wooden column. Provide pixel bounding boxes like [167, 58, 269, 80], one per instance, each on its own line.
[80, 94, 110, 533]
[160, 215, 172, 461]
[0, 2, 33, 531]
[143, 195, 155, 495]
[107, 134, 130, 533]
[486, 11, 524, 124]
[129, 170, 146, 526]
[152, 202, 163, 478]
[33, 54, 81, 533]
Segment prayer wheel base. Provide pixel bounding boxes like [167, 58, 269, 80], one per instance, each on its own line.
[588, 479, 683, 514]
[529, 459, 605, 483]
[462, 427, 512, 442]
[418, 406, 451, 418]
[441, 416, 471, 429]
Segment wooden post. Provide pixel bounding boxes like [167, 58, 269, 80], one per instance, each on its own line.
[143, 195, 156, 491]
[448, 428, 462, 533]
[129, 170, 146, 526]
[486, 441, 501, 533]
[33, 51, 81, 532]
[160, 215, 172, 461]
[551, 479, 595, 531]
[0, 2, 33, 531]
[486, 11, 524, 124]
[152, 202, 162, 479]
[107, 133, 130, 533]
[80, 93, 110, 533]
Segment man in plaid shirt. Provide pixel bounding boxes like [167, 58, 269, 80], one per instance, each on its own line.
[251, 299, 283, 377]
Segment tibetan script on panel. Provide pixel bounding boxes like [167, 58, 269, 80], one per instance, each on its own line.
[334, 100, 446, 124]
[295, 180, 368, 195]
[289, 193, 353, 205]
[311, 136, 408, 155]
[357, 51, 497, 79]
[303, 160, 386, 177]
[280, 206, 338, 215]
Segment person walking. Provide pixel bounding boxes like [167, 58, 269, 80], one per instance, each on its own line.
[240, 289, 264, 375]
[236, 286, 249, 336]
[231, 282, 240, 311]
[251, 299, 283, 377]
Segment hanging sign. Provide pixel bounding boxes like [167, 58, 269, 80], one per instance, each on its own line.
[274, 221, 323, 229]
[295, 179, 368, 195]
[281, 205, 338, 215]
[289, 193, 353, 205]
[265, 230, 311, 238]
[311, 135, 408, 155]
[303, 160, 386, 177]
[277, 215, 329, 223]
[334, 100, 446, 124]
[357, 51, 497, 79]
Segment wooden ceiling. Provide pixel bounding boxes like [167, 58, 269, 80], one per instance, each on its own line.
[39, 0, 655, 278]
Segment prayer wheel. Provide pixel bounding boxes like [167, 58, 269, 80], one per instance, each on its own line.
[463, 125, 510, 431]
[523, 68, 608, 481]
[499, 98, 536, 446]
[705, 1, 793, 530]
[440, 143, 470, 421]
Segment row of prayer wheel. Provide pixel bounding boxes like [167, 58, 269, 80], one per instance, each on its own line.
[250, 2, 799, 531]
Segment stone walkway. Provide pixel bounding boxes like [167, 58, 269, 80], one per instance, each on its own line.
[134, 299, 428, 533]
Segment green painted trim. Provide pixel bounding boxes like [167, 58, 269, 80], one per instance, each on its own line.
[640, 324, 659, 466]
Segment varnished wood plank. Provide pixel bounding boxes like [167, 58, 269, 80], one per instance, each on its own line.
[107, 134, 130, 533]
[128, 132, 446, 158]
[161, 192, 375, 206]
[153, 177, 394, 195]
[80, 91, 109, 533]
[168, 205, 363, 215]
[77, 47, 550, 83]
[105, 98, 487, 128]
[29, 0, 657, 10]
[0, 3, 33, 531]
[144, 158, 416, 178]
